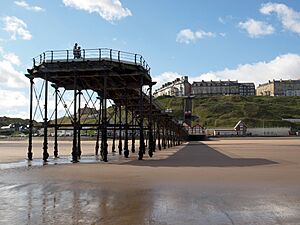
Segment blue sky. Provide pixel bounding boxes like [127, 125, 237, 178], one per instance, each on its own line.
[0, 0, 300, 118]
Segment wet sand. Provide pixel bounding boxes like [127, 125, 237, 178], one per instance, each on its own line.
[0, 137, 300, 224]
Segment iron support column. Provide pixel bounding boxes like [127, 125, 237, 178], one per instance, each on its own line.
[112, 105, 117, 153]
[118, 105, 122, 155]
[124, 89, 129, 158]
[148, 84, 154, 157]
[170, 128, 173, 148]
[162, 126, 166, 149]
[157, 119, 161, 150]
[77, 90, 82, 159]
[131, 110, 135, 153]
[153, 119, 156, 152]
[101, 76, 108, 162]
[167, 127, 170, 148]
[138, 76, 145, 160]
[145, 131, 148, 148]
[43, 79, 49, 162]
[54, 86, 59, 158]
[95, 96, 102, 156]
[71, 76, 78, 163]
[27, 78, 34, 160]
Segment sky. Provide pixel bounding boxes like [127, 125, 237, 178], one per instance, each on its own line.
[0, 0, 300, 118]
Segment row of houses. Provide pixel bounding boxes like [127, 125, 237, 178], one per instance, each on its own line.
[153, 77, 300, 98]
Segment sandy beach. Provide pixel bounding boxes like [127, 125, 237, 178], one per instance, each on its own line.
[0, 137, 300, 224]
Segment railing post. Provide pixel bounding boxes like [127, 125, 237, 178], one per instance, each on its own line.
[140, 56, 142, 65]
[83, 49, 85, 61]
[43, 53, 46, 63]
[118, 51, 120, 62]
[67, 50, 69, 62]
[99, 49, 101, 61]
[33, 58, 35, 67]
[110, 49, 112, 61]
[135, 54, 137, 64]
[51, 51, 53, 63]
[40, 55, 42, 64]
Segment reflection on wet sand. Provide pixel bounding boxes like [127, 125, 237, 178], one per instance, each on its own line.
[0, 138, 300, 224]
[0, 182, 299, 225]
[0, 183, 152, 225]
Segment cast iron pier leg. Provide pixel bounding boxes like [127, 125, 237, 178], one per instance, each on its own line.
[54, 86, 59, 158]
[157, 119, 161, 151]
[118, 105, 122, 155]
[72, 75, 78, 163]
[27, 78, 34, 160]
[101, 76, 108, 162]
[112, 105, 117, 153]
[162, 126, 166, 149]
[77, 90, 82, 159]
[148, 84, 154, 157]
[124, 89, 129, 158]
[153, 119, 156, 152]
[138, 76, 145, 160]
[95, 96, 102, 156]
[131, 110, 135, 153]
[167, 127, 170, 148]
[43, 79, 49, 162]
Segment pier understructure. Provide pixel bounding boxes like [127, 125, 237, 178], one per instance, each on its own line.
[26, 48, 188, 162]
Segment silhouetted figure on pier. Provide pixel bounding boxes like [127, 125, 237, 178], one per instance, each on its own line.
[73, 43, 81, 59]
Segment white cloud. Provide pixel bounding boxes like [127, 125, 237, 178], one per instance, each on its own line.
[176, 28, 215, 44]
[14, 1, 44, 12]
[0, 111, 29, 119]
[3, 52, 20, 66]
[153, 72, 187, 91]
[219, 32, 226, 37]
[260, 2, 300, 35]
[62, 0, 132, 22]
[192, 54, 300, 86]
[218, 17, 226, 24]
[0, 60, 27, 88]
[0, 48, 27, 88]
[239, 19, 275, 38]
[2, 16, 32, 40]
[0, 90, 27, 109]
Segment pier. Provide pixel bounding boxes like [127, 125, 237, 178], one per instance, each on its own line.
[26, 48, 188, 162]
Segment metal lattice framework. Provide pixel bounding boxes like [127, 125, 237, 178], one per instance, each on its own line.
[26, 48, 188, 162]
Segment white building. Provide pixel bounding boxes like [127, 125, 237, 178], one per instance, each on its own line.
[153, 76, 191, 98]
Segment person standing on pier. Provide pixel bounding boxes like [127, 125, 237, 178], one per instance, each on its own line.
[73, 43, 82, 59]
[73, 43, 78, 59]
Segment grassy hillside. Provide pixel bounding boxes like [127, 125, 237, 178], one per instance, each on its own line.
[5, 96, 299, 130]
[155, 95, 300, 129]
[0, 117, 32, 127]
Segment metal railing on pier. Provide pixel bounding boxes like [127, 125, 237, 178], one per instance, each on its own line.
[33, 48, 150, 73]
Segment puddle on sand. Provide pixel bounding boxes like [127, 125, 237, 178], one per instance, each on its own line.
[0, 153, 127, 170]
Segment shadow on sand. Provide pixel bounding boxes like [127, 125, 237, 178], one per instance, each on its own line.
[126, 142, 277, 167]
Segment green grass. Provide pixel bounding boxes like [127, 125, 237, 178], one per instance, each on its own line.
[4, 95, 299, 131]
[155, 95, 300, 129]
